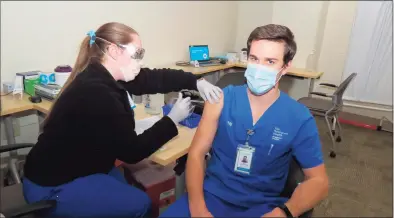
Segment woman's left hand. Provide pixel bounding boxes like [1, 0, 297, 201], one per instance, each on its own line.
[196, 79, 222, 104]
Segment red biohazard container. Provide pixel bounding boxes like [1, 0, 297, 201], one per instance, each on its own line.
[120, 160, 176, 218]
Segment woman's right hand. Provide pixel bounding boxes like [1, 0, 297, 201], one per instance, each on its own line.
[167, 92, 191, 124]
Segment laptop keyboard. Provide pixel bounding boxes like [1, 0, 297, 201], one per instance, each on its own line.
[199, 61, 221, 67]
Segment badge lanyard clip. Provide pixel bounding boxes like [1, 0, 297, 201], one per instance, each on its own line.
[245, 129, 254, 147]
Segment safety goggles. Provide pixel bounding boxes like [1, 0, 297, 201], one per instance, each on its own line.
[119, 44, 145, 60]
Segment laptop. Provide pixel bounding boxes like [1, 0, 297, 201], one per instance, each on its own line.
[189, 45, 220, 67]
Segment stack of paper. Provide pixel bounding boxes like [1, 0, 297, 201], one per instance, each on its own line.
[134, 116, 161, 135]
[135, 116, 167, 151]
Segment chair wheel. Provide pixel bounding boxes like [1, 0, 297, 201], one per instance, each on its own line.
[336, 136, 342, 142]
[331, 130, 335, 136]
[329, 151, 336, 158]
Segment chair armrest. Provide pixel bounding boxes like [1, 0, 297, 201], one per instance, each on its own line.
[0, 144, 35, 154]
[319, 83, 338, 88]
[299, 209, 314, 218]
[310, 92, 332, 98]
[173, 154, 188, 176]
[2, 200, 56, 218]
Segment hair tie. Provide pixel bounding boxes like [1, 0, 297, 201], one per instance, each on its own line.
[87, 30, 96, 46]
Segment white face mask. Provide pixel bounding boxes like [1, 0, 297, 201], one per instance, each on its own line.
[120, 59, 142, 82]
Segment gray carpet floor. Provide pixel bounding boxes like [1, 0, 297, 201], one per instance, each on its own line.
[313, 116, 393, 217]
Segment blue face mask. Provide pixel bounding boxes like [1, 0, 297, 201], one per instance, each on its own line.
[244, 63, 282, 95]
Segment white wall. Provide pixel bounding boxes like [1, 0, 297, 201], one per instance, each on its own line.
[233, 1, 392, 119]
[272, 1, 325, 68]
[0, 1, 238, 148]
[233, 1, 273, 51]
[1, 1, 389, 122]
[1, 1, 238, 84]
[234, 1, 358, 82]
[234, 1, 326, 69]
[316, 1, 358, 89]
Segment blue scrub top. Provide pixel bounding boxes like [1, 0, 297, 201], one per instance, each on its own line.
[203, 85, 324, 208]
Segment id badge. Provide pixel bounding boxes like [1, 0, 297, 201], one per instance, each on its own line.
[234, 144, 255, 175]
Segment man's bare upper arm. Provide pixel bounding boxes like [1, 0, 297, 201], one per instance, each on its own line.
[188, 93, 224, 157]
[303, 164, 328, 182]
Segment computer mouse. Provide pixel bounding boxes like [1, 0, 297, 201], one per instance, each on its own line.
[29, 95, 42, 103]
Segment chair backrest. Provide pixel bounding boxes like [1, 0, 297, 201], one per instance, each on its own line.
[215, 72, 246, 88]
[280, 158, 305, 198]
[280, 158, 314, 218]
[330, 72, 357, 110]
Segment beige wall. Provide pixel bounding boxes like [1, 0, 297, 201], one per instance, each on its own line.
[234, 1, 358, 80]
[0, 1, 361, 89]
[233, 1, 273, 51]
[272, 1, 325, 69]
[233, 1, 393, 119]
[1, 1, 238, 83]
[316, 1, 358, 90]
[0, 1, 238, 147]
[2, 1, 390, 121]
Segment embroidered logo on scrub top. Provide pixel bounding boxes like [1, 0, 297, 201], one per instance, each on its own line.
[227, 121, 233, 127]
[272, 127, 288, 141]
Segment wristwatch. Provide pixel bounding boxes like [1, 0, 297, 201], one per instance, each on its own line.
[278, 204, 294, 218]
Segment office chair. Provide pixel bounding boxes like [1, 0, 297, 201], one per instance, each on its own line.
[2, 144, 32, 186]
[298, 73, 357, 158]
[214, 72, 246, 88]
[0, 144, 56, 218]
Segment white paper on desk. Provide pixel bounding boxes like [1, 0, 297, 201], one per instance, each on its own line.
[135, 116, 161, 135]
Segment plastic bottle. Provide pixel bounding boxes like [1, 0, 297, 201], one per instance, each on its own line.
[143, 94, 163, 115]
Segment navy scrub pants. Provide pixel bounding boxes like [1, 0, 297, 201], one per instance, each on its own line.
[160, 191, 275, 217]
[22, 167, 151, 218]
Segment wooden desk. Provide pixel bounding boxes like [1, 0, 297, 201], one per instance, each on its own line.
[0, 94, 52, 116]
[0, 94, 195, 166]
[0, 62, 323, 164]
[167, 62, 323, 100]
[167, 62, 324, 79]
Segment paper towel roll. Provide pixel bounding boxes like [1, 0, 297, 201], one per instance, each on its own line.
[55, 72, 71, 87]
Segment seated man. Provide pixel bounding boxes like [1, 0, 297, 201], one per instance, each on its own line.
[161, 24, 329, 217]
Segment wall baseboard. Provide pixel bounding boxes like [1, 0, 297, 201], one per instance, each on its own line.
[342, 100, 393, 121]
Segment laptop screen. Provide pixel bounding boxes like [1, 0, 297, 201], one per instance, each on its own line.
[189, 45, 209, 61]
